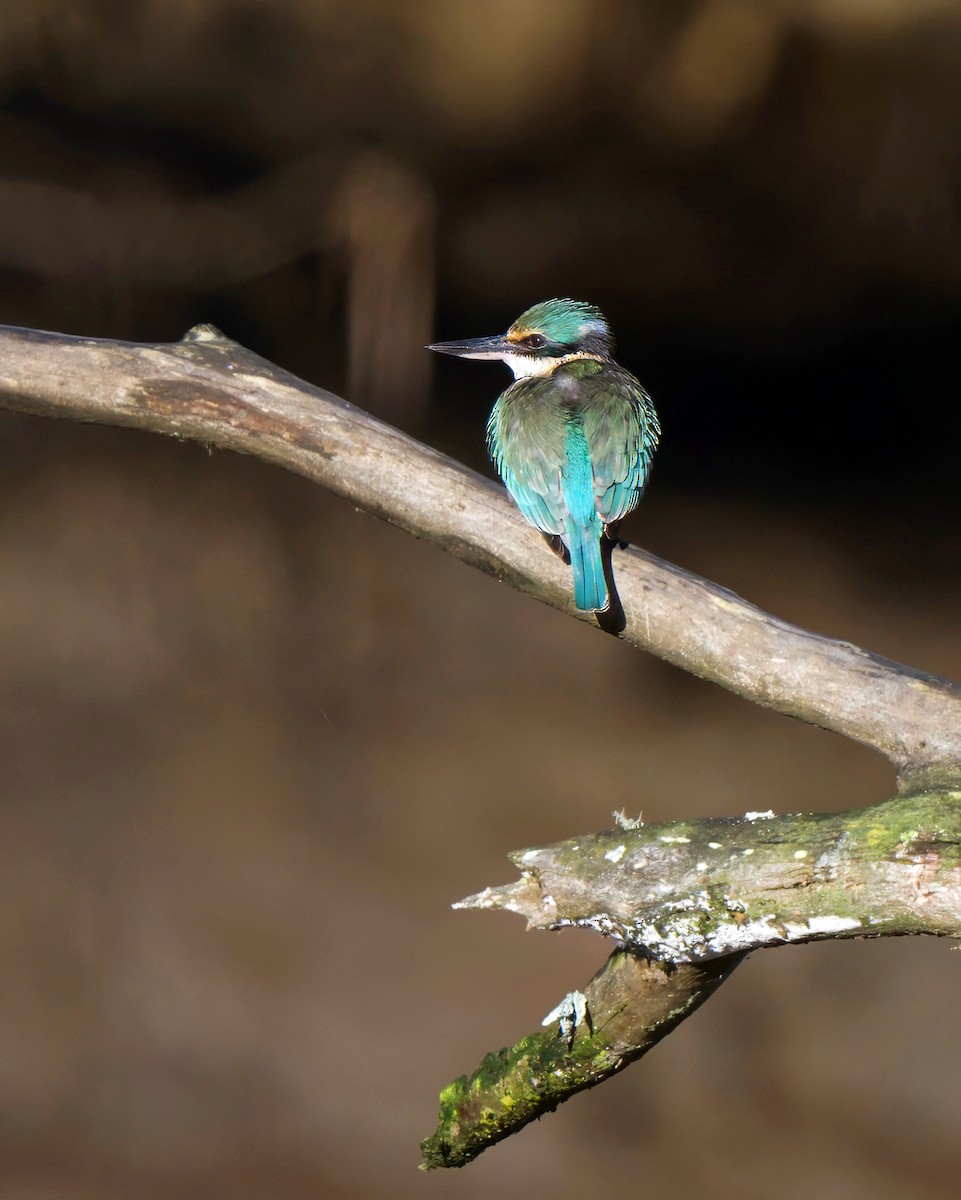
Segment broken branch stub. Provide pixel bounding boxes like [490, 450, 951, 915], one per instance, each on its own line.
[457, 791, 961, 962]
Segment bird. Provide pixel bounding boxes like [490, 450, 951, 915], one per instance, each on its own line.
[428, 298, 659, 613]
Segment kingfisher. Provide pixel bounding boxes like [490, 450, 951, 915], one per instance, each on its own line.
[428, 299, 659, 612]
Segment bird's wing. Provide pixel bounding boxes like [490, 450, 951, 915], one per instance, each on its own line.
[487, 384, 569, 536]
[579, 368, 660, 525]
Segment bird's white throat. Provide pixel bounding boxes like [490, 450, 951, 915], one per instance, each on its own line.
[503, 351, 604, 380]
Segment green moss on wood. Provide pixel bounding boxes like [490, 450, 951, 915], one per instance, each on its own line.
[429, 792, 961, 1167]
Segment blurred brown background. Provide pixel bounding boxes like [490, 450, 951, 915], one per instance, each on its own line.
[1, 2, 960, 1197]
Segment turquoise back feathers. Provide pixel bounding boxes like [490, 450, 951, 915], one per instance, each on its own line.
[429, 299, 660, 613]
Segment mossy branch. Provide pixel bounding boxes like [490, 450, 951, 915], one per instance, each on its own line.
[458, 790, 961, 958]
[423, 789, 961, 1165]
[420, 949, 743, 1169]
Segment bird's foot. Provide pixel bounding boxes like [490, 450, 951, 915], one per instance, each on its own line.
[542, 532, 570, 565]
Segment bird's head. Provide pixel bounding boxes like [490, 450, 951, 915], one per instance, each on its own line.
[428, 299, 613, 379]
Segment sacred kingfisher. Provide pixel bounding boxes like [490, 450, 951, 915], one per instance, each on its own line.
[429, 299, 659, 613]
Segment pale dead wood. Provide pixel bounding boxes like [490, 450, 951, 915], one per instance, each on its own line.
[459, 791, 961, 960]
[0, 322, 959, 789]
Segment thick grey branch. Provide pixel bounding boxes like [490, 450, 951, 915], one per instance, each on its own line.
[0, 322, 960, 785]
[458, 791, 961, 961]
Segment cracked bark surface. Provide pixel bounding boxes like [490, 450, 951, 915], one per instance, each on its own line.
[421, 789, 961, 1166]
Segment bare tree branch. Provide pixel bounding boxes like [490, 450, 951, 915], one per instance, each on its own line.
[1, 323, 959, 789]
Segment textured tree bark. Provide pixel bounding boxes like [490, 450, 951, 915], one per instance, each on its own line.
[1, 322, 959, 1168]
[419, 788, 961, 1165]
[458, 791, 961, 960]
[420, 949, 744, 1170]
[0, 323, 959, 789]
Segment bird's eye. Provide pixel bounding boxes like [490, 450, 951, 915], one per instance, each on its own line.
[523, 333, 547, 349]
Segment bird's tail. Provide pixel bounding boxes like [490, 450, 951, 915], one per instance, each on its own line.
[561, 420, 608, 612]
[568, 526, 608, 612]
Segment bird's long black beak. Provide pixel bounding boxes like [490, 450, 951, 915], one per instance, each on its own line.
[426, 334, 512, 360]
